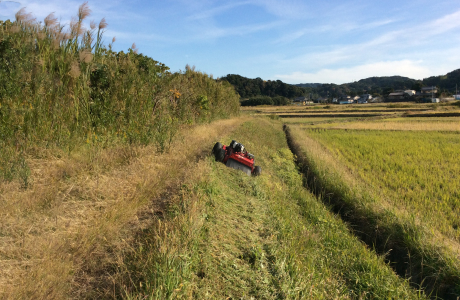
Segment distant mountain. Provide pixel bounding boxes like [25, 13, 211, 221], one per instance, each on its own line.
[221, 74, 307, 99]
[295, 76, 420, 97]
[222, 68, 460, 100]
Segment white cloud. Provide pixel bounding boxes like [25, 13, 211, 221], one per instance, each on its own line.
[275, 60, 432, 84]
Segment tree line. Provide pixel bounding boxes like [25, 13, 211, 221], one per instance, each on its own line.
[222, 70, 460, 105]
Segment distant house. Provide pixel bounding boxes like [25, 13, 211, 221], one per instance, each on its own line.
[294, 96, 314, 105]
[316, 97, 328, 103]
[339, 99, 354, 104]
[404, 90, 416, 96]
[358, 94, 372, 103]
[454, 95, 460, 100]
[421, 86, 438, 95]
[388, 92, 405, 100]
[294, 96, 308, 102]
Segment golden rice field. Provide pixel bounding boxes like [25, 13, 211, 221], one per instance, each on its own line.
[306, 117, 460, 131]
[305, 129, 460, 241]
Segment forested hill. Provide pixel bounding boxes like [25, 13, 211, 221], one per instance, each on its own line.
[221, 74, 307, 98]
[297, 76, 420, 97]
[296, 83, 322, 88]
[423, 68, 460, 91]
[297, 70, 460, 97]
[222, 69, 460, 100]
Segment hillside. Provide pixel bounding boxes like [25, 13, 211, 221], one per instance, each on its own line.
[221, 74, 307, 99]
[423, 68, 460, 92]
[295, 70, 460, 98]
[296, 76, 420, 97]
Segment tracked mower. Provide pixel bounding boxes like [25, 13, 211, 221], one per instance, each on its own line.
[212, 140, 261, 176]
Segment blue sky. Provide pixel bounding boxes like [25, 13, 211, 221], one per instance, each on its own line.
[1, 0, 460, 84]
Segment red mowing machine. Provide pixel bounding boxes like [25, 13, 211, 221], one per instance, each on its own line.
[212, 140, 261, 176]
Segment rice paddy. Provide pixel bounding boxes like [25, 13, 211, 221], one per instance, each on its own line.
[271, 101, 460, 298]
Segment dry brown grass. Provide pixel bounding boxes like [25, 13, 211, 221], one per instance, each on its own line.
[0, 117, 245, 299]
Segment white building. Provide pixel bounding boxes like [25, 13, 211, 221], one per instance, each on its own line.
[404, 90, 416, 96]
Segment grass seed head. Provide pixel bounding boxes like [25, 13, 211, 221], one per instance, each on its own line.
[79, 50, 93, 63]
[53, 39, 61, 49]
[10, 25, 20, 33]
[78, 2, 91, 21]
[98, 18, 108, 30]
[15, 8, 35, 24]
[69, 62, 81, 78]
[90, 20, 96, 30]
[44, 13, 58, 28]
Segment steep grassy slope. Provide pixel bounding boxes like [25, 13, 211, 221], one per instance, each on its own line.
[122, 118, 425, 299]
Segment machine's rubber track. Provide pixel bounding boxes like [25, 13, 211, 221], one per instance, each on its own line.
[226, 158, 252, 176]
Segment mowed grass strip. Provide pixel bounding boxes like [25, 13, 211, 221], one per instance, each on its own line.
[126, 118, 425, 299]
[286, 125, 460, 298]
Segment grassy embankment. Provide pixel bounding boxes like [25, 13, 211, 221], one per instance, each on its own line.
[121, 118, 426, 299]
[285, 124, 460, 299]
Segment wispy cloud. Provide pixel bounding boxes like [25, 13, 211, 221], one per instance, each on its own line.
[193, 21, 283, 40]
[275, 60, 432, 84]
[277, 8, 460, 73]
[273, 18, 396, 44]
[186, 1, 251, 21]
